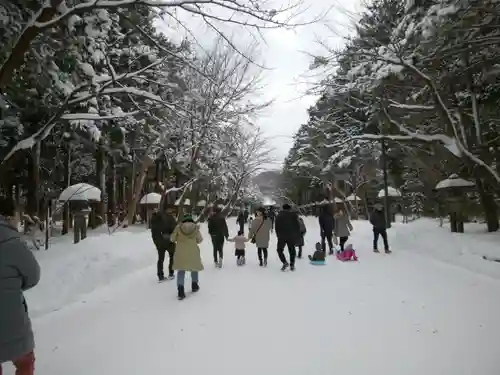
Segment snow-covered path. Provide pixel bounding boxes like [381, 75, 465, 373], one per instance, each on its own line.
[10, 218, 500, 374]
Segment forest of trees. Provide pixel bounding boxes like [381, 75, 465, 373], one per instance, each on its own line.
[281, 0, 500, 231]
[0, 0, 309, 236]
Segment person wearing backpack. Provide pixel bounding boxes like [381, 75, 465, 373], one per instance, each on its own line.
[0, 196, 40, 375]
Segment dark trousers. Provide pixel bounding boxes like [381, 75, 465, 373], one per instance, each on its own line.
[277, 237, 296, 266]
[238, 222, 244, 233]
[211, 236, 224, 262]
[157, 243, 175, 278]
[339, 236, 348, 251]
[373, 228, 389, 250]
[321, 231, 334, 251]
[257, 247, 268, 263]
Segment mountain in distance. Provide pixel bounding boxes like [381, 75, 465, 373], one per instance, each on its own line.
[252, 170, 282, 201]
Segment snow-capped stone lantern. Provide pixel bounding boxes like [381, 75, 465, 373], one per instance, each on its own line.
[435, 174, 475, 233]
[58, 183, 101, 244]
[377, 187, 401, 224]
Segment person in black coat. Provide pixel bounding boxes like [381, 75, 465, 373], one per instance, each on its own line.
[318, 204, 335, 254]
[208, 208, 229, 267]
[275, 203, 301, 271]
[370, 203, 391, 253]
[150, 208, 177, 281]
[236, 210, 245, 233]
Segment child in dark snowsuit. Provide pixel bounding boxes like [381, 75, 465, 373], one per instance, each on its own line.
[309, 242, 326, 261]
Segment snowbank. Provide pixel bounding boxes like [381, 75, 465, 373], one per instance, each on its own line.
[393, 218, 500, 281]
[25, 227, 156, 318]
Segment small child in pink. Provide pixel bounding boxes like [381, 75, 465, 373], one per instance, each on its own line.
[336, 243, 358, 262]
[227, 230, 249, 265]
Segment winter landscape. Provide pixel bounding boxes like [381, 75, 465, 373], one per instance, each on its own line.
[2, 0, 500, 374]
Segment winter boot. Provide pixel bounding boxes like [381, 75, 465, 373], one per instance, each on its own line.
[259, 259, 263, 267]
[373, 249, 380, 253]
[263, 259, 268, 267]
[167, 273, 175, 280]
[385, 249, 392, 254]
[281, 263, 289, 271]
[242, 256, 246, 265]
[177, 285, 186, 300]
[192, 282, 200, 293]
[218, 259, 223, 268]
[290, 264, 295, 271]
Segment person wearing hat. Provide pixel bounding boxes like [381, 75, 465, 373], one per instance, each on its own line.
[170, 214, 204, 300]
[370, 203, 391, 253]
[150, 207, 177, 281]
[274, 203, 301, 271]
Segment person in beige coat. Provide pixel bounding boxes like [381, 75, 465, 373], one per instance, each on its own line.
[334, 208, 353, 253]
[170, 215, 203, 300]
[248, 207, 272, 267]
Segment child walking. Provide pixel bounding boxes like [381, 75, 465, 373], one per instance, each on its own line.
[227, 230, 249, 266]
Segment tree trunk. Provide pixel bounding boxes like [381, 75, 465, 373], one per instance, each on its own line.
[25, 142, 41, 217]
[62, 145, 71, 235]
[93, 142, 106, 227]
[475, 177, 499, 232]
[106, 156, 116, 227]
[125, 156, 154, 226]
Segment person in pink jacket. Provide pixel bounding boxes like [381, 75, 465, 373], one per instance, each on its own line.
[336, 243, 358, 261]
[227, 230, 249, 266]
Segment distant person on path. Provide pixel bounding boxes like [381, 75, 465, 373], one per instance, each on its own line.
[227, 230, 249, 266]
[0, 196, 40, 375]
[208, 207, 229, 268]
[248, 207, 272, 267]
[243, 208, 249, 223]
[267, 208, 275, 232]
[150, 207, 177, 281]
[370, 203, 391, 254]
[319, 205, 335, 254]
[275, 203, 301, 271]
[296, 213, 307, 259]
[334, 208, 353, 253]
[236, 209, 246, 233]
[170, 215, 203, 300]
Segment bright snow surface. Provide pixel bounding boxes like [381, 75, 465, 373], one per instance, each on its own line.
[5, 217, 500, 374]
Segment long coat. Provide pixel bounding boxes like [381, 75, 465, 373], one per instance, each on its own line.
[334, 213, 353, 237]
[170, 222, 204, 272]
[297, 217, 307, 246]
[248, 217, 272, 248]
[0, 216, 41, 363]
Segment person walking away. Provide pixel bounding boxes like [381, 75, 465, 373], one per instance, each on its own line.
[243, 208, 249, 223]
[150, 207, 177, 281]
[0, 196, 40, 375]
[297, 215, 307, 258]
[268, 208, 275, 232]
[208, 207, 229, 267]
[236, 210, 245, 233]
[334, 208, 353, 253]
[319, 205, 335, 254]
[248, 207, 272, 267]
[370, 203, 391, 253]
[275, 203, 301, 271]
[227, 230, 249, 266]
[170, 215, 203, 300]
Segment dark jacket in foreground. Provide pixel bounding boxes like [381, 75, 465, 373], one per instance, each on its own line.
[0, 216, 41, 363]
[150, 212, 177, 250]
[208, 214, 229, 239]
[370, 209, 387, 229]
[275, 209, 301, 242]
[318, 212, 334, 234]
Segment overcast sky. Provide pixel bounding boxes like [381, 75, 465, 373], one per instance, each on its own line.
[157, 0, 364, 169]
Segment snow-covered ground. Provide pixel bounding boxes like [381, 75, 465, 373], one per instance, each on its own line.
[4, 217, 500, 374]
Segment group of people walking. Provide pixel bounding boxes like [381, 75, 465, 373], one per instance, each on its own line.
[151, 201, 392, 300]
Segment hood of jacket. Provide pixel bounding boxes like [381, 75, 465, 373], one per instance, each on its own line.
[179, 222, 198, 238]
[0, 215, 20, 244]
